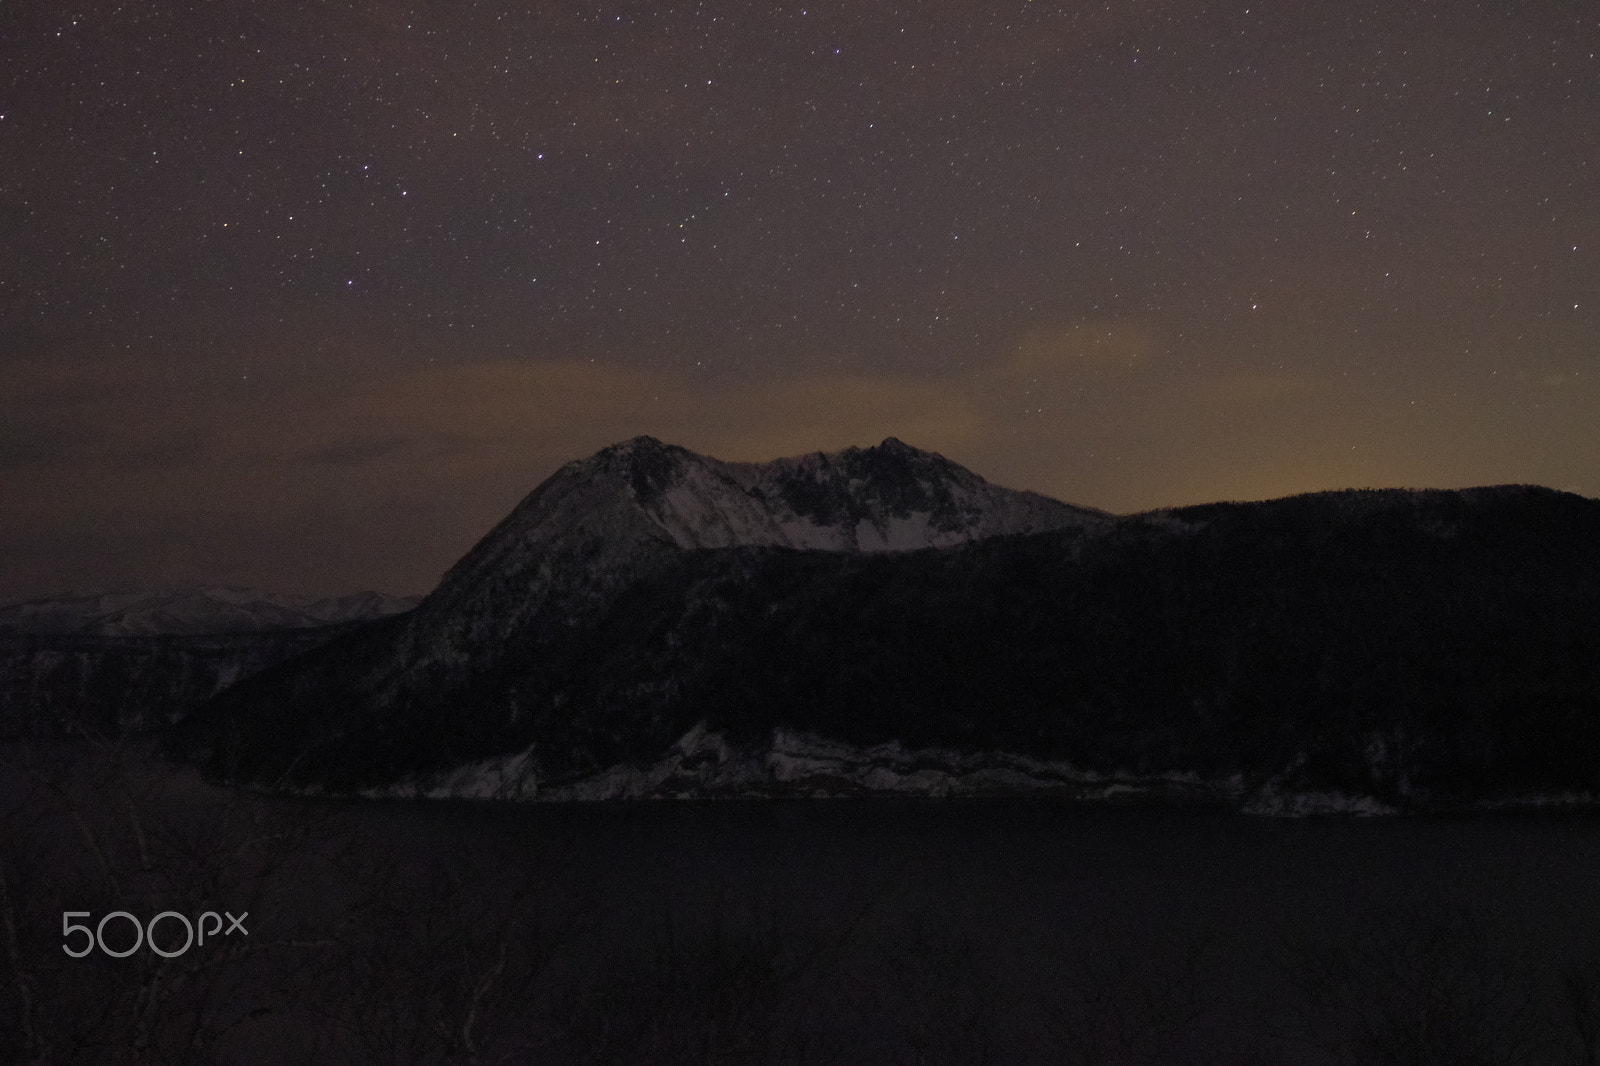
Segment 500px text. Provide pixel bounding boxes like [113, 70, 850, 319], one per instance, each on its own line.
[62, 911, 248, 958]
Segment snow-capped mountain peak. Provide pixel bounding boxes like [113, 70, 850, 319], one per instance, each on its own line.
[310, 435, 1106, 711]
[424, 435, 1101, 620]
[539, 434, 1104, 555]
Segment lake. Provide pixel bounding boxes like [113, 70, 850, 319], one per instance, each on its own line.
[292, 796, 1600, 1063]
[9, 747, 1600, 1063]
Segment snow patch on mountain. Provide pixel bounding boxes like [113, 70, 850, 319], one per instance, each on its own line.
[378, 745, 542, 802]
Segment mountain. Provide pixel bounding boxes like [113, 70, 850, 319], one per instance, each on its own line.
[0, 586, 420, 636]
[167, 441, 1600, 813]
[167, 436, 1104, 783]
[380, 435, 1102, 700]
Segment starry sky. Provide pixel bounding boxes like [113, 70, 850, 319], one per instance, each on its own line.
[3, 0, 1597, 599]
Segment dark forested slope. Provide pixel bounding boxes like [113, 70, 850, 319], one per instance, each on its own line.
[170, 475, 1600, 810]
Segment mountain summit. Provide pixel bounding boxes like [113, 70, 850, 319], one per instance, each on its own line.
[578, 434, 1097, 553]
[446, 434, 1095, 577]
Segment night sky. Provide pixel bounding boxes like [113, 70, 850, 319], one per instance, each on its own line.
[3, 1, 1597, 600]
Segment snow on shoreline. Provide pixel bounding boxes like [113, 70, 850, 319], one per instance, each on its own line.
[239, 723, 1600, 817]
[357, 723, 1424, 815]
[266, 725, 1600, 817]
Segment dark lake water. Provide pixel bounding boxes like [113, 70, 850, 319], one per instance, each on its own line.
[304, 796, 1600, 1063]
[12, 747, 1600, 1064]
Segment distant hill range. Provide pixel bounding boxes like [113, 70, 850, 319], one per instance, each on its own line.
[0, 587, 418, 736]
[152, 436, 1600, 814]
[0, 586, 419, 636]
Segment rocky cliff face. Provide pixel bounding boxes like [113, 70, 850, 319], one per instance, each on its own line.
[625, 434, 1098, 551]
